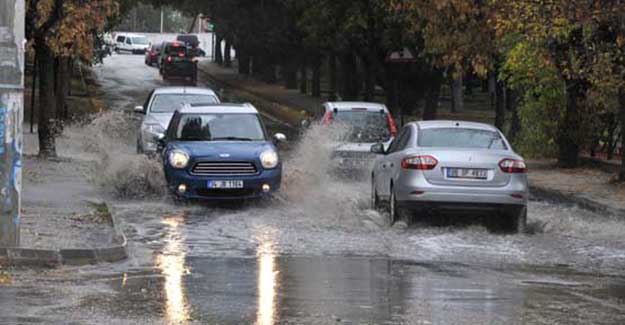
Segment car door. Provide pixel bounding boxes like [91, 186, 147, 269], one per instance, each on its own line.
[388, 126, 414, 189]
[125, 37, 132, 51]
[376, 127, 409, 198]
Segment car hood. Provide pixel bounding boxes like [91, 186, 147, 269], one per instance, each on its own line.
[171, 141, 274, 160]
[144, 113, 174, 130]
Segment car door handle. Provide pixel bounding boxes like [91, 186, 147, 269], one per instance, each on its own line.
[390, 163, 394, 168]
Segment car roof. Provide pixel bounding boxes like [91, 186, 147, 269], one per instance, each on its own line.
[153, 87, 217, 96]
[178, 103, 258, 114]
[325, 101, 388, 112]
[412, 120, 499, 132]
[117, 33, 146, 37]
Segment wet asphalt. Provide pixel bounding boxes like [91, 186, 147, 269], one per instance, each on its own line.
[1, 54, 625, 324]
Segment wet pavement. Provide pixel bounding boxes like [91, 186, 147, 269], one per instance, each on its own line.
[1, 54, 625, 324]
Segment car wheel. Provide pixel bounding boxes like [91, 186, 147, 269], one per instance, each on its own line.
[371, 178, 380, 210]
[499, 206, 527, 234]
[389, 189, 398, 226]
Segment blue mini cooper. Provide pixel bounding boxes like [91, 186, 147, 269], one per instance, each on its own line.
[158, 103, 286, 200]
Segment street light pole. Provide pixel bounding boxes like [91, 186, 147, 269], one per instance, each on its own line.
[0, 0, 25, 247]
[160, 7, 164, 33]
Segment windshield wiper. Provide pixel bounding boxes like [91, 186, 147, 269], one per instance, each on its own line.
[211, 137, 254, 141]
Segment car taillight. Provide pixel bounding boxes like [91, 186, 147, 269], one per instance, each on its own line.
[499, 159, 527, 173]
[167, 56, 172, 63]
[178, 52, 185, 58]
[402, 155, 438, 170]
[322, 111, 333, 125]
[387, 113, 397, 137]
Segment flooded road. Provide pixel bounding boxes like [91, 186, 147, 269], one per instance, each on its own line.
[2, 54, 625, 324]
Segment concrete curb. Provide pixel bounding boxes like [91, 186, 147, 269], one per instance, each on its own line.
[530, 185, 625, 218]
[0, 213, 128, 267]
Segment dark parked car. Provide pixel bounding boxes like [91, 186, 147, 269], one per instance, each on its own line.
[145, 42, 163, 66]
[176, 34, 200, 47]
[159, 103, 287, 201]
[159, 42, 198, 84]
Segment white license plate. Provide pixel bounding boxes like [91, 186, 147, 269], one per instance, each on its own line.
[207, 180, 244, 189]
[446, 168, 488, 180]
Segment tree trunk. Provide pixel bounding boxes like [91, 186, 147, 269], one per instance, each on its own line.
[451, 74, 464, 112]
[495, 81, 505, 130]
[30, 51, 37, 133]
[36, 38, 57, 158]
[558, 79, 582, 168]
[329, 52, 337, 101]
[283, 58, 298, 89]
[54, 57, 69, 125]
[238, 48, 250, 75]
[340, 52, 359, 100]
[224, 40, 232, 68]
[619, 89, 625, 181]
[508, 90, 521, 142]
[299, 57, 308, 94]
[214, 34, 223, 65]
[364, 60, 374, 101]
[312, 55, 321, 98]
[424, 82, 440, 121]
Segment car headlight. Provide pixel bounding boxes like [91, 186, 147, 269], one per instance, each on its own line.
[260, 150, 279, 169]
[168, 150, 190, 169]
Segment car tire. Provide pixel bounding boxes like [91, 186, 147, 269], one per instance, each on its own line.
[371, 178, 380, 211]
[499, 206, 527, 234]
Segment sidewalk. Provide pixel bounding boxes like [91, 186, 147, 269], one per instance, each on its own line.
[0, 130, 128, 267]
[199, 61, 625, 218]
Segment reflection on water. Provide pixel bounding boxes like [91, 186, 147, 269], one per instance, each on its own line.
[256, 232, 279, 325]
[156, 214, 191, 324]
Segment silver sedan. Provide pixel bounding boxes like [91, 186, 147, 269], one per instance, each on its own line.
[370, 121, 528, 233]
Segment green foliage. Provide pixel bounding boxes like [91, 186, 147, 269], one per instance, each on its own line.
[501, 40, 563, 157]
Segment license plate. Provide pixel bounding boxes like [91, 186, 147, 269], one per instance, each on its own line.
[446, 168, 488, 180]
[207, 180, 244, 189]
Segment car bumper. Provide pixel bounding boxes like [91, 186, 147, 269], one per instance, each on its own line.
[394, 171, 528, 207]
[165, 168, 282, 200]
[162, 65, 196, 77]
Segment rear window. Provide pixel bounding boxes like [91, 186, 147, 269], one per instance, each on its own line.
[418, 128, 508, 150]
[165, 44, 186, 55]
[334, 111, 391, 143]
[131, 36, 149, 45]
[150, 94, 219, 113]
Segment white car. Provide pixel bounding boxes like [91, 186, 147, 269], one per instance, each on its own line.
[321, 102, 397, 176]
[115, 33, 150, 54]
[135, 87, 220, 153]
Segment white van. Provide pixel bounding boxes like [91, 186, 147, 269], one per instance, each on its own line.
[114, 33, 150, 54]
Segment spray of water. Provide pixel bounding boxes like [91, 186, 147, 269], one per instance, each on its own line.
[61, 111, 166, 199]
[279, 123, 374, 227]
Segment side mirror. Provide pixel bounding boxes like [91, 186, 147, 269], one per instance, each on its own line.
[273, 133, 287, 144]
[300, 119, 311, 129]
[134, 106, 144, 114]
[370, 143, 386, 155]
[156, 134, 166, 153]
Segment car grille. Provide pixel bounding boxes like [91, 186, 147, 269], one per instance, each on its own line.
[191, 161, 259, 176]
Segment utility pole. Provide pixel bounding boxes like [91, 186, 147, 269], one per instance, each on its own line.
[160, 7, 164, 34]
[0, 0, 25, 247]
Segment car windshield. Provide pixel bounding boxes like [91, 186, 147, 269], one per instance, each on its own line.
[131, 36, 149, 45]
[175, 113, 266, 141]
[333, 111, 391, 143]
[418, 128, 508, 150]
[150, 94, 218, 113]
